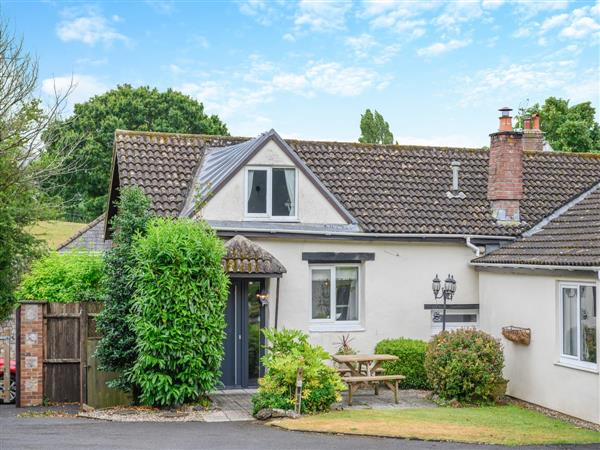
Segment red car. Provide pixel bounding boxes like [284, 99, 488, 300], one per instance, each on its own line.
[0, 357, 16, 403]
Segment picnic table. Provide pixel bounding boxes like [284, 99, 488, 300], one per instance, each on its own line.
[331, 354, 405, 406]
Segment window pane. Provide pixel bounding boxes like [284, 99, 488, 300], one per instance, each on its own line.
[580, 286, 596, 363]
[562, 287, 578, 357]
[335, 267, 358, 321]
[272, 168, 295, 216]
[247, 170, 267, 214]
[312, 269, 331, 319]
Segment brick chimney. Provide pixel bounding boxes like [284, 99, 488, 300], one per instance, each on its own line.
[487, 107, 523, 223]
[522, 113, 544, 152]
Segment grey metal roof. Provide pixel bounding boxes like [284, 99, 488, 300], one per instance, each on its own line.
[180, 134, 266, 217]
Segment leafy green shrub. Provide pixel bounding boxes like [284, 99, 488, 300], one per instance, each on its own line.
[425, 329, 505, 404]
[129, 218, 229, 406]
[17, 251, 105, 302]
[96, 186, 152, 394]
[252, 329, 346, 415]
[375, 338, 429, 389]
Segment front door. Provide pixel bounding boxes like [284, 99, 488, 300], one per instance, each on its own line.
[221, 279, 266, 388]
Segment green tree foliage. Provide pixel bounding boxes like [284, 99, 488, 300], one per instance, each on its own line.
[252, 329, 346, 415]
[130, 218, 229, 406]
[375, 338, 429, 389]
[16, 251, 105, 302]
[517, 97, 600, 152]
[42, 85, 229, 222]
[0, 23, 75, 320]
[425, 329, 505, 404]
[358, 109, 394, 144]
[95, 187, 152, 393]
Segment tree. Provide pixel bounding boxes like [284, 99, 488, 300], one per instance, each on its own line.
[42, 85, 229, 222]
[0, 23, 77, 320]
[95, 186, 152, 394]
[516, 97, 600, 153]
[358, 109, 394, 144]
[129, 218, 229, 406]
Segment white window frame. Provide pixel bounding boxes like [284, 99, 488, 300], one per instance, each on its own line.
[558, 282, 597, 371]
[309, 264, 361, 327]
[244, 166, 298, 221]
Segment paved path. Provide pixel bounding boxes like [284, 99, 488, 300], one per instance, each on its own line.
[0, 405, 596, 450]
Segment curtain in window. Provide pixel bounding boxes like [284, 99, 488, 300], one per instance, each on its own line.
[247, 170, 254, 205]
[283, 169, 295, 215]
[311, 269, 331, 319]
[580, 285, 596, 363]
[336, 267, 358, 321]
[562, 287, 577, 357]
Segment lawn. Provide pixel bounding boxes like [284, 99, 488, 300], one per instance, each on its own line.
[28, 221, 86, 249]
[271, 405, 600, 446]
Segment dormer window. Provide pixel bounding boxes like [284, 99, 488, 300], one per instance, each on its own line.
[245, 167, 297, 219]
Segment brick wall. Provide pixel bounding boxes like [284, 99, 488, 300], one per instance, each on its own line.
[487, 131, 524, 222]
[19, 302, 45, 407]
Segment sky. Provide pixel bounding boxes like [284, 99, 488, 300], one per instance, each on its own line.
[4, 0, 600, 147]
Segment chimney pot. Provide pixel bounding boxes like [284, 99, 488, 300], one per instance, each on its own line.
[498, 107, 513, 132]
[523, 115, 531, 130]
[532, 113, 540, 130]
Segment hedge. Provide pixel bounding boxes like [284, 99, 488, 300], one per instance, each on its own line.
[17, 251, 105, 302]
[375, 338, 429, 389]
[129, 218, 229, 406]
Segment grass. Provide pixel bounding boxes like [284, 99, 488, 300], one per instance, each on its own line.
[27, 221, 86, 249]
[271, 405, 600, 446]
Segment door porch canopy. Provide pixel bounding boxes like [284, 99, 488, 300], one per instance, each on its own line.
[222, 235, 286, 278]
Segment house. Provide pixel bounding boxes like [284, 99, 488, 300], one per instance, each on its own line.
[59, 108, 600, 423]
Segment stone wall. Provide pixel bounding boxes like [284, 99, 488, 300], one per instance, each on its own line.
[0, 312, 16, 360]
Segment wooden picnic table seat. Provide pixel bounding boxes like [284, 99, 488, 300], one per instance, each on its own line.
[337, 367, 385, 376]
[343, 374, 405, 406]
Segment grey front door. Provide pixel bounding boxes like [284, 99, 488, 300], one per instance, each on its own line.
[221, 279, 266, 388]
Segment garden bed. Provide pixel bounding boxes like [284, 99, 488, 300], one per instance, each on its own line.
[270, 405, 600, 446]
[78, 405, 210, 422]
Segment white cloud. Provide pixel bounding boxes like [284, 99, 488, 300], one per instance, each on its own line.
[457, 60, 577, 106]
[481, 0, 505, 10]
[561, 15, 600, 39]
[56, 10, 128, 46]
[417, 39, 472, 57]
[345, 33, 377, 58]
[540, 13, 569, 33]
[304, 63, 381, 96]
[360, 1, 433, 37]
[513, 0, 569, 19]
[145, 1, 175, 14]
[41, 74, 108, 112]
[294, 0, 351, 32]
[512, 26, 532, 38]
[272, 73, 308, 92]
[282, 33, 296, 42]
[238, 0, 280, 26]
[433, 2, 483, 32]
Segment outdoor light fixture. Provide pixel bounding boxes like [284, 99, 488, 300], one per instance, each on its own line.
[256, 291, 269, 307]
[431, 274, 457, 332]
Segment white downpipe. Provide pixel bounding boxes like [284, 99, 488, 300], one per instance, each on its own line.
[465, 237, 481, 257]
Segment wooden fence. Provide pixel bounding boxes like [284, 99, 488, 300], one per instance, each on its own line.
[17, 301, 128, 407]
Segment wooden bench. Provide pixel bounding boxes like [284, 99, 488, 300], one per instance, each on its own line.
[338, 367, 385, 376]
[343, 375, 405, 406]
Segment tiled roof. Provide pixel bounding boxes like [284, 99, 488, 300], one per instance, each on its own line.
[114, 130, 245, 216]
[473, 183, 600, 267]
[223, 235, 286, 275]
[112, 130, 600, 237]
[57, 214, 112, 252]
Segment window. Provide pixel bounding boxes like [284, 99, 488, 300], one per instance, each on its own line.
[245, 167, 297, 219]
[430, 309, 478, 334]
[311, 265, 359, 323]
[560, 283, 597, 369]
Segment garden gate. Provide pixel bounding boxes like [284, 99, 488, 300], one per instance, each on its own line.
[17, 301, 127, 407]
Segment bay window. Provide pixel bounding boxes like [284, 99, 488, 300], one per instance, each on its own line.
[560, 283, 597, 369]
[311, 265, 359, 323]
[245, 167, 297, 219]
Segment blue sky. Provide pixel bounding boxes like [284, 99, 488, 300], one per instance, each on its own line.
[4, 0, 600, 147]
